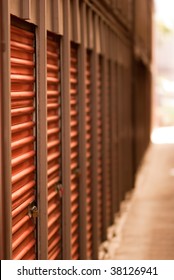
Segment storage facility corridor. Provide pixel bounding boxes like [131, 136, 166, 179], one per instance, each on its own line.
[99, 139, 174, 260]
[1, 0, 174, 260]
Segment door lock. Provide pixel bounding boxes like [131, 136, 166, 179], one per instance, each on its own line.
[28, 202, 38, 224]
[55, 183, 64, 198]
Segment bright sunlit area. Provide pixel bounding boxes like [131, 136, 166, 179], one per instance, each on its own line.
[151, 0, 174, 144]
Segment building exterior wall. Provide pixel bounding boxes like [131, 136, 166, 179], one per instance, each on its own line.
[0, 0, 153, 260]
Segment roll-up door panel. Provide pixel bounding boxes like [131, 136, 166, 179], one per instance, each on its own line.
[11, 25, 37, 260]
[70, 44, 80, 260]
[97, 56, 103, 242]
[105, 61, 112, 226]
[47, 35, 62, 260]
[86, 51, 93, 259]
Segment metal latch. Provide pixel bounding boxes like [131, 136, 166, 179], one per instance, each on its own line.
[28, 202, 38, 224]
[55, 183, 64, 198]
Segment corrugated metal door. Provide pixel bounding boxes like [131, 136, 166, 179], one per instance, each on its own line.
[11, 24, 37, 260]
[47, 34, 62, 260]
[96, 56, 103, 242]
[70, 43, 80, 260]
[85, 51, 93, 259]
[105, 61, 112, 227]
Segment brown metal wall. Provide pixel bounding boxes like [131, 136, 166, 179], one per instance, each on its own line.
[47, 34, 62, 260]
[117, 63, 123, 203]
[0, 0, 4, 259]
[105, 60, 112, 227]
[11, 24, 37, 260]
[110, 61, 119, 217]
[132, 0, 153, 174]
[100, 58, 113, 240]
[133, 62, 151, 171]
[70, 43, 80, 260]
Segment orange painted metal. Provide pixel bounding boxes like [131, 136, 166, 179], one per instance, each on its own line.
[85, 51, 93, 259]
[105, 61, 112, 226]
[11, 24, 36, 260]
[47, 35, 62, 260]
[70, 44, 80, 260]
[96, 56, 103, 242]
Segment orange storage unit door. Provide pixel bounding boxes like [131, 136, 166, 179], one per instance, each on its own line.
[85, 51, 93, 259]
[96, 56, 103, 242]
[70, 43, 80, 260]
[105, 61, 112, 226]
[47, 34, 62, 260]
[11, 23, 37, 260]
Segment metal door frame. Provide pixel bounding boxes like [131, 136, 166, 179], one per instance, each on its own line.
[0, 0, 5, 260]
[62, 0, 72, 260]
[1, 0, 11, 260]
[36, 0, 48, 260]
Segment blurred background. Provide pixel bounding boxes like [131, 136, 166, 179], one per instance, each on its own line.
[152, 0, 174, 143]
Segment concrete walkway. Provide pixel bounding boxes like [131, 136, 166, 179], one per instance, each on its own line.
[100, 143, 174, 260]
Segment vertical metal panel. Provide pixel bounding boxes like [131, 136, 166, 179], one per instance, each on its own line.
[122, 63, 129, 195]
[62, 0, 71, 260]
[46, 0, 52, 31]
[1, 0, 11, 260]
[10, 0, 21, 19]
[74, 0, 81, 43]
[47, 0, 64, 34]
[113, 35, 117, 62]
[85, 51, 93, 258]
[100, 58, 107, 240]
[125, 49, 133, 192]
[79, 1, 88, 260]
[70, 0, 81, 44]
[86, 7, 94, 50]
[95, 16, 101, 54]
[53, 0, 64, 35]
[11, 24, 37, 260]
[21, 0, 31, 20]
[100, 57, 112, 240]
[37, 0, 48, 259]
[117, 62, 123, 204]
[47, 34, 62, 260]
[134, 0, 148, 59]
[96, 55, 103, 242]
[70, 44, 80, 260]
[104, 60, 112, 228]
[110, 61, 119, 216]
[122, 63, 128, 198]
[133, 61, 149, 174]
[90, 13, 101, 259]
[121, 63, 126, 197]
[100, 20, 106, 56]
[10, 0, 37, 25]
[0, 0, 4, 259]
[30, 0, 37, 25]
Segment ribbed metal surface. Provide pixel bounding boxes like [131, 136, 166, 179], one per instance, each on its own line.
[105, 61, 112, 226]
[85, 51, 93, 259]
[11, 25, 36, 260]
[70, 45, 80, 260]
[96, 56, 103, 242]
[47, 35, 62, 260]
